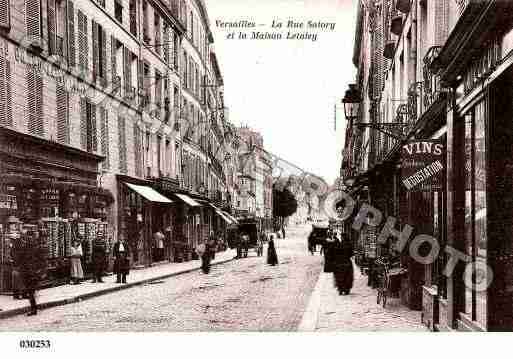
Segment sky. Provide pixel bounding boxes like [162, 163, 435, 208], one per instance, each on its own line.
[204, 0, 358, 185]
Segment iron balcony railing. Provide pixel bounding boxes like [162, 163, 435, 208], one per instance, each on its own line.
[423, 46, 443, 110]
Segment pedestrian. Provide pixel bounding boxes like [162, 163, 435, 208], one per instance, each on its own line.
[91, 237, 106, 283]
[235, 232, 243, 259]
[197, 241, 211, 274]
[70, 239, 84, 285]
[19, 224, 47, 316]
[267, 238, 279, 266]
[208, 231, 216, 260]
[333, 233, 354, 295]
[153, 231, 165, 262]
[113, 238, 130, 284]
[323, 232, 336, 273]
[10, 232, 26, 300]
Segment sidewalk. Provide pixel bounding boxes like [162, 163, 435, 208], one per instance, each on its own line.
[299, 263, 427, 331]
[0, 249, 236, 320]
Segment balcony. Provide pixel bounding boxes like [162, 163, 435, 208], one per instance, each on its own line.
[125, 86, 137, 103]
[156, 176, 181, 193]
[422, 46, 443, 109]
[113, 76, 122, 95]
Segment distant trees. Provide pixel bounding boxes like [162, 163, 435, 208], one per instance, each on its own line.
[273, 184, 298, 237]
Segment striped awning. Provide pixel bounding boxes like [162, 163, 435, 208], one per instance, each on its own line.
[125, 183, 173, 203]
[174, 193, 202, 207]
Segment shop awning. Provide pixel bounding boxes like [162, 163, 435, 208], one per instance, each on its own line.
[207, 203, 236, 225]
[174, 193, 201, 207]
[223, 211, 239, 225]
[125, 183, 173, 203]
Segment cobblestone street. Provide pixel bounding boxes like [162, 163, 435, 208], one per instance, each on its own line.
[0, 225, 323, 331]
[0, 224, 427, 332]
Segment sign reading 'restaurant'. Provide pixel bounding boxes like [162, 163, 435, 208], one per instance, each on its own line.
[401, 140, 444, 191]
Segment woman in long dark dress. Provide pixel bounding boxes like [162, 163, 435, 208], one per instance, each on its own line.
[323, 232, 336, 273]
[267, 238, 278, 266]
[333, 233, 354, 295]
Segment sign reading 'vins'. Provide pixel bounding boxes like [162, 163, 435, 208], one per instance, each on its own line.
[401, 140, 445, 191]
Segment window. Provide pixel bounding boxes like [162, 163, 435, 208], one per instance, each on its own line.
[0, 0, 10, 29]
[462, 102, 488, 329]
[67, 0, 75, 67]
[142, 1, 149, 43]
[129, 0, 137, 36]
[92, 20, 106, 84]
[165, 139, 170, 177]
[0, 44, 12, 127]
[114, 0, 123, 23]
[118, 116, 127, 174]
[155, 70, 162, 108]
[26, 65, 44, 136]
[56, 84, 69, 144]
[100, 107, 109, 170]
[134, 125, 143, 177]
[25, 0, 42, 47]
[80, 98, 97, 153]
[77, 10, 88, 78]
[154, 14, 161, 55]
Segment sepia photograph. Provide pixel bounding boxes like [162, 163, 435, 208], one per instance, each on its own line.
[0, 0, 511, 356]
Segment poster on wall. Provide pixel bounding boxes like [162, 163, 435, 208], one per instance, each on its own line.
[401, 140, 445, 192]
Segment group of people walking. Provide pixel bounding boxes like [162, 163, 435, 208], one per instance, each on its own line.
[322, 231, 354, 295]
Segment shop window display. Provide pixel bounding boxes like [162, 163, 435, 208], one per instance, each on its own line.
[0, 176, 113, 293]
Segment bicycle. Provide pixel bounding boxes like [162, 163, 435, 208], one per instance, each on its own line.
[375, 257, 403, 308]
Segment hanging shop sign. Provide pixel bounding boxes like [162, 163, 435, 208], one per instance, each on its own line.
[401, 140, 445, 191]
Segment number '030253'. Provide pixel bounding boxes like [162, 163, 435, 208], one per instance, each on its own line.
[19, 340, 51, 349]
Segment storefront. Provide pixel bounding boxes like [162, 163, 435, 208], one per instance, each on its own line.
[116, 176, 173, 267]
[0, 126, 112, 293]
[427, 1, 513, 329]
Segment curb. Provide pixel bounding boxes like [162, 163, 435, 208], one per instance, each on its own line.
[297, 271, 326, 331]
[0, 257, 235, 320]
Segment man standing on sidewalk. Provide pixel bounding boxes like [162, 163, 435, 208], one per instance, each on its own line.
[91, 237, 107, 283]
[113, 238, 130, 284]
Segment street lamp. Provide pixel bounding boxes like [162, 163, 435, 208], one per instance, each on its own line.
[342, 84, 362, 126]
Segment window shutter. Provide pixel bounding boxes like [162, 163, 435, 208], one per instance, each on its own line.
[100, 107, 109, 170]
[134, 125, 142, 177]
[25, 0, 42, 42]
[0, 42, 12, 127]
[47, 0, 56, 55]
[66, 1, 75, 67]
[163, 25, 169, 65]
[77, 10, 88, 77]
[118, 116, 127, 174]
[56, 84, 69, 144]
[80, 97, 87, 149]
[137, 58, 143, 105]
[123, 46, 130, 97]
[26, 66, 44, 136]
[92, 20, 98, 82]
[90, 103, 97, 152]
[101, 26, 107, 82]
[0, 0, 10, 29]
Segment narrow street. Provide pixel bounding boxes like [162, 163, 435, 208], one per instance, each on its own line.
[0, 225, 322, 331]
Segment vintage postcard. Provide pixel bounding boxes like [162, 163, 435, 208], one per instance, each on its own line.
[0, 0, 510, 356]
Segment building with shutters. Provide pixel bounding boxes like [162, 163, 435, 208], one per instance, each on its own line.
[0, 0, 243, 288]
[342, 0, 513, 331]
